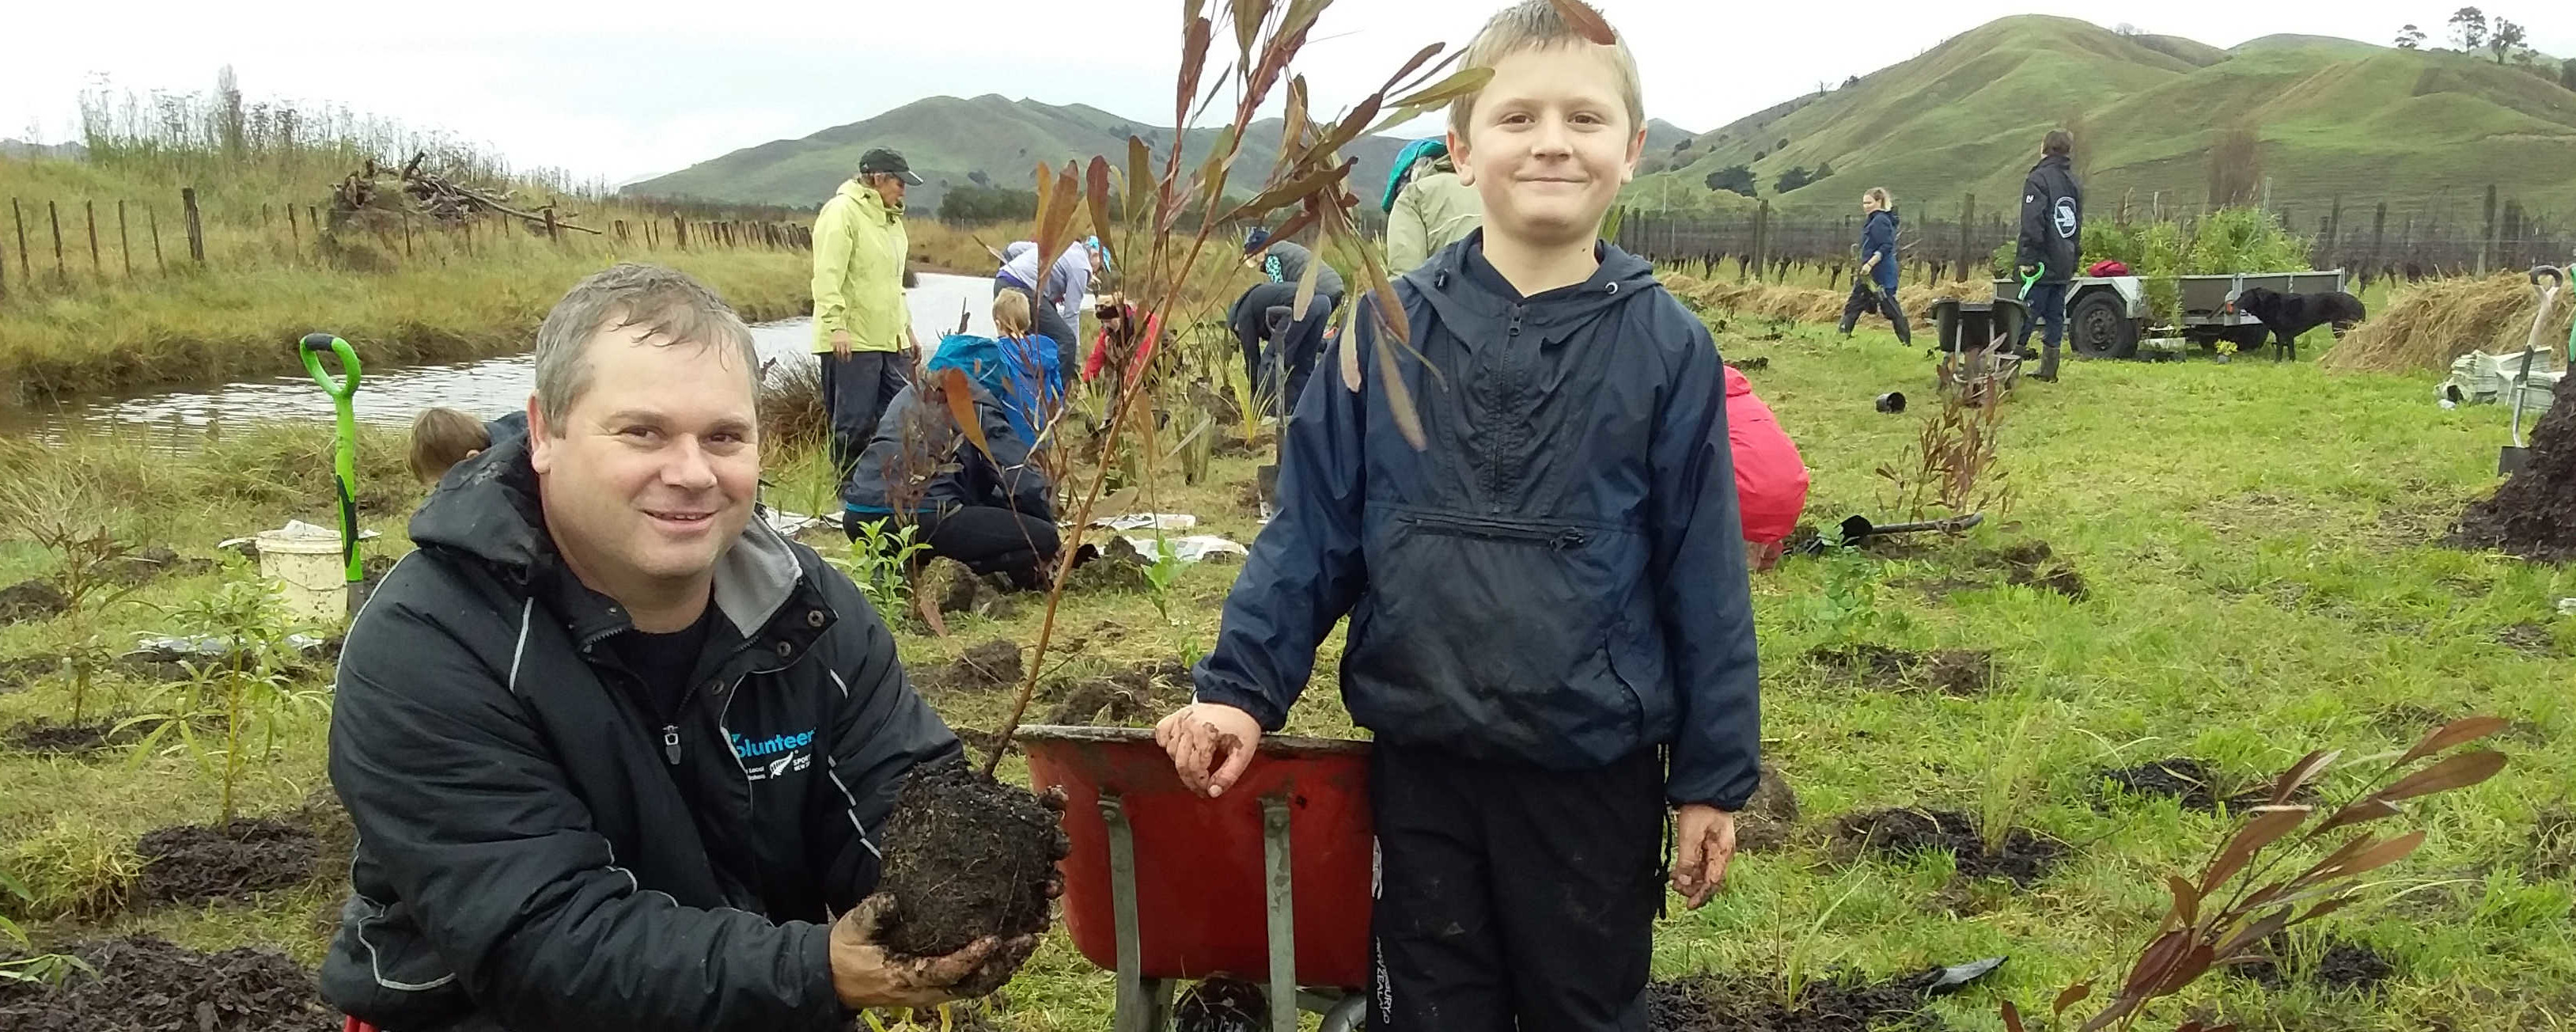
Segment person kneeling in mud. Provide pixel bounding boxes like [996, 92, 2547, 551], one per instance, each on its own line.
[842, 332, 1061, 590]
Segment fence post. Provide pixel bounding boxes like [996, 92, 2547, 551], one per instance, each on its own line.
[2479, 184, 2498, 276]
[0, 212, 7, 302]
[402, 217, 414, 259]
[150, 207, 163, 274]
[675, 216, 688, 251]
[11, 199, 25, 284]
[1752, 200, 1771, 282]
[1956, 194, 1976, 283]
[309, 206, 320, 244]
[289, 204, 299, 251]
[49, 201, 66, 285]
[117, 199, 131, 278]
[85, 200, 100, 277]
[2370, 203, 2387, 284]
[183, 188, 205, 264]
[544, 205, 559, 241]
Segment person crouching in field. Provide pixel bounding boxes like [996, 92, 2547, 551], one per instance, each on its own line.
[841, 292, 1061, 590]
[1156, 3, 1763, 1029]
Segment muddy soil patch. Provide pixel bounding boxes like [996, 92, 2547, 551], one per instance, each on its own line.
[2496, 623, 2561, 657]
[0, 579, 70, 624]
[1041, 658, 1191, 727]
[135, 818, 323, 905]
[1643, 968, 1954, 1032]
[2087, 757, 2296, 814]
[0, 935, 333, 1031]
[1832, 808, 2065, 887]
[1735, 762, 1801, 853]
[2532, 808, 2576, 882]
[922, 639, 1025, 693]
[1807, 646, 1995, 695]
[873, 758, 1066, 987]
[2452, 378, 2576, 562]
[6, 717, 140, 755]
[2233, 937, 2396, 994]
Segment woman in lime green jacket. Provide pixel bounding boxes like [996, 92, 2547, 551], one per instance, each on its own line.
[812, 148, 920, 471]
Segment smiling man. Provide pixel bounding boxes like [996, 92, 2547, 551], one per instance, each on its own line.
[320, 264, 1039, 1032]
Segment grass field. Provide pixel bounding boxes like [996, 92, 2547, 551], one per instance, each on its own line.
[0, 291, 2570, 1030]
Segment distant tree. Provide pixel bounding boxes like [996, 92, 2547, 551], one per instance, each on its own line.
[2449, 7, 2488, 51]
[967, 169, 991, 187]
[2114, 22, 2139, 36]
[1843, 74, 1861, 89]
[214, 65, 244, 159]
[938, 184, 1039, 222]
[2396, 23, 2426, 48]
[1775, 137, 1790, 150]
[1705, 165, 1756, 197]
[1775, 165, 1815, 193]
[1753, 149, 1767, 161]
[1813, 161, 1835, 180]
[2561, 58, 2576, 90]
[2489, 17, 2525, 63]
[1673, 137, 1693, 152]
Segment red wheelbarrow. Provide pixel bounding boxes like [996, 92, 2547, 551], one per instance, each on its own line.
[1020, 725, 1373, 1032]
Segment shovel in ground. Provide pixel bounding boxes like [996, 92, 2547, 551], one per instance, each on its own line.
[1838, 511, 1984, 545]
[297, 333, 365, 616]
[2502, 267, 2562, 476]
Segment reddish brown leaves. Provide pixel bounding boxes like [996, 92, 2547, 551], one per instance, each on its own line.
[1548, 0, 1616, 44]
[939, 367, 991, 462]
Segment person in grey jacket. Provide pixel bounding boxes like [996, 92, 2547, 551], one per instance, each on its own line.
[320, 264, 1049, 1032]
[1233, 228, 1346, 416]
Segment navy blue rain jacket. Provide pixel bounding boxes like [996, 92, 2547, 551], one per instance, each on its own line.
[1190, 233, 1763, 809]
[1861, 208, 1900, 294]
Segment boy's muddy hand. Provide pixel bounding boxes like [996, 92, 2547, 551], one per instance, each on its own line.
[1154, 703, 1262, 798]
[1670, 805, 1738, 909]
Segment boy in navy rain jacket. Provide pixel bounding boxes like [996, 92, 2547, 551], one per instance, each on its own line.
[1156, 4, 1761, 1030]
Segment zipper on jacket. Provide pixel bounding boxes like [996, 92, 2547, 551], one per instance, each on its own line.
[661, 678, 715, 767]
[1404, 512, 1585, 551]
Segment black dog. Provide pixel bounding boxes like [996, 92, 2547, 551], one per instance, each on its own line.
[2226, 286, 2368, 361]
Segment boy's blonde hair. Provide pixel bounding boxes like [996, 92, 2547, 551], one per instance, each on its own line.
[1448, 0, 1645, 141]
[993, 289, 1034, 337]
[407, 407, 490, 484]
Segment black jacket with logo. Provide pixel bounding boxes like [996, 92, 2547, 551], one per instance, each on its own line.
[318, 433, 960, 1032]
[2015, 154, 2084, 283]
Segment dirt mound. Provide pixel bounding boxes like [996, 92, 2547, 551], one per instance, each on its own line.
[2233, 937, 2396, 993]
[873, 758, 1066, 976]
[1832, 808, 2066, 887]
[2532, 808, 2575, 881]
[1735, 763, 1801, 853]
[0, 935, 333, 1031]
[1173, 977, 1267, 1032]
[1041, 659, 1191, 727]
[2453, 379, 2576, 563]
[1991, 541, 2088, 600]
[2096, 757, 2232, 812]
[1808, 646, 1995, 695]
[135, 818, 323, 905]
[1644, 969, 1939, 1032]
[0, 579, 70, 624]
[6, 718, 138, 755]
[919, 559, 1023, 620]
[924, 640, 1025, 692]
[2322, 272, 2568, 374]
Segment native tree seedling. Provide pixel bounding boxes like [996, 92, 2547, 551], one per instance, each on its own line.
[0, 477, 153, 724]
[0, 868, 92, 987]
[832, 519, 930, 618]
[2001, 716, 2512, 1032]
[119, 579, 328, 826]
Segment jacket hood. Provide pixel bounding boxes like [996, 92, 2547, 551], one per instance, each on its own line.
[838, 177, 899, 218]
[2035, 154, 2072, 173]
[1870, 207, 1899, 227]
[411, 434, 805, 640]
[1725, 365, 1753, 397]
[1406, 230, 1661, 338]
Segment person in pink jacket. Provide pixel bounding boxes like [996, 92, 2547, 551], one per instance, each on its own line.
[1726, 366, 1809, 571]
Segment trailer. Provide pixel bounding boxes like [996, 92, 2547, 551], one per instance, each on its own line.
[1991, 270, 2349, 360]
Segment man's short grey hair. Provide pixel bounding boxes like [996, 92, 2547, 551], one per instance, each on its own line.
[531, 264, 760, 434]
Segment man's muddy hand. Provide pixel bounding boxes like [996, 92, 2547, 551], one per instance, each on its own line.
[828, 895, 1044, 1008]
[1154, 703, 1262, 799]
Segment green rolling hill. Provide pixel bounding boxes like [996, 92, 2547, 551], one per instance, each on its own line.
[623, 93, 1418, 218]
[1627, 15, 2576, 226]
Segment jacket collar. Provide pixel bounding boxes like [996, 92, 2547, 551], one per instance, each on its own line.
[411, 433, 821, 658]
[1405, 230, 1659, 347]
[839, 178, 900, 222]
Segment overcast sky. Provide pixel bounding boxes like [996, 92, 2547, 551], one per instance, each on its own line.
[7, 1, 2567, 186]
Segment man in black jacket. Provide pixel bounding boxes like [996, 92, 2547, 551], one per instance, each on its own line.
[2013, 130, 2082, 382]
[320, 264, 1037, 1032]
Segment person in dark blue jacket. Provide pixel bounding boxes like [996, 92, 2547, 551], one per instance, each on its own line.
[2013, 130, 2083, 381]
[1835, 187, 1911, 345]
[1157, 6, 1760, 1027]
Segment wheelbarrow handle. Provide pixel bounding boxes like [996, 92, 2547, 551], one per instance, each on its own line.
[299, 332, 363, 399]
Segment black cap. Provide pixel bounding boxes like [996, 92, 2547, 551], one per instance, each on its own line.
[858, 148, 923, 185]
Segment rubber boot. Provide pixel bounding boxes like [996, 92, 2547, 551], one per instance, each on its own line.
[2032, 340, 2061, 382]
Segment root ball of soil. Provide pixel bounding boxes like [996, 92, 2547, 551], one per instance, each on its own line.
[1831, 808, 2065, 887]
[0, 579, 70, 625]
[0, 935, 332, 1031]
[2096, 757, 2229, 812]
[873, 759, 1066, 965]
[1734, 762, 1801, 853]
[926, 639, 1025, 692]
[135, 818, 323, 905]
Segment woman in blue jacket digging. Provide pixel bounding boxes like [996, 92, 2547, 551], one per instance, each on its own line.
[1836, 187, 1911, 345]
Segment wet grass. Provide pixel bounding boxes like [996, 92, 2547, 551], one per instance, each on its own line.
[0, 306, 2570, 1030]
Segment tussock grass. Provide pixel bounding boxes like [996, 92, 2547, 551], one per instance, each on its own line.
[2324, 272, 2576, 374]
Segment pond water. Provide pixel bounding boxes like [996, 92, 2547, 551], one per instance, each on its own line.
[0, 273, 1006, 450]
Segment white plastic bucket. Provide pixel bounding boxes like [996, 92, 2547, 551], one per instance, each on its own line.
[256, 529, 348, 626]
